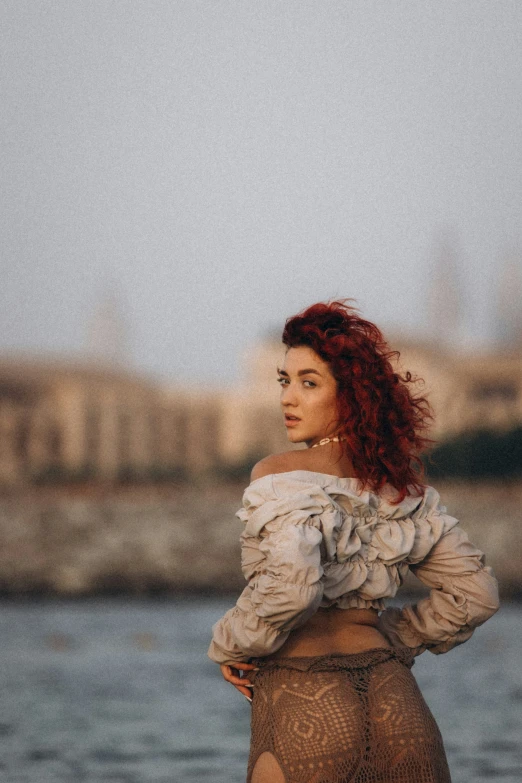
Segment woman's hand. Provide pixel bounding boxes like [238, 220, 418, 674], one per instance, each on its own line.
[219, 661, 260, 702]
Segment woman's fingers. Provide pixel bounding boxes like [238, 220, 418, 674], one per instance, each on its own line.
[220, 661, 259, 682]
[220, 664, 241, 684]
[237, 683, 254, 699]
[220, 663, 255, 685]
[220, 662, 260, 699]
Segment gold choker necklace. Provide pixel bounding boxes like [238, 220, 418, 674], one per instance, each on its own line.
[311, 436, 346, 448]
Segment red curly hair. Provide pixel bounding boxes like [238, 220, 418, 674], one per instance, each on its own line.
[282, 298, 435, 503]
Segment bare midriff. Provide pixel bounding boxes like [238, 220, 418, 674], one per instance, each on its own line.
[265, 606, 392, 660]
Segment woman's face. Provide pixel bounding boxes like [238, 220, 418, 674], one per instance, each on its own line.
[277, 345, 341, 448]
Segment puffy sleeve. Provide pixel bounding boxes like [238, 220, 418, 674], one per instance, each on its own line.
[377, 500, 500, 656]
[207, 477, 326, 665]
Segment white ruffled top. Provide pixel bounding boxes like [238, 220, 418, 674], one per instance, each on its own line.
[207, 471, 500, 665]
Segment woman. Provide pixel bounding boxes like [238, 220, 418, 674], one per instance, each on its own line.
[207, 299, 500, 783]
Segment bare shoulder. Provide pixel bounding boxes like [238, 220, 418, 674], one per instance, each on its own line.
[250, 450, 310, 482]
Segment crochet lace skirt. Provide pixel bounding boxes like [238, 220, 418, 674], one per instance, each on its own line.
[246, 646, 451, 783]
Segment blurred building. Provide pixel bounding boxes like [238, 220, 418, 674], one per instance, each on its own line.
[0, 357, 218, 487]
[385, 337, 522, 441]
[0, 332, 520, 487]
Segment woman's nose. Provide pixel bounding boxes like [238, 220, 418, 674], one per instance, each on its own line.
[281, 385, 298, 404]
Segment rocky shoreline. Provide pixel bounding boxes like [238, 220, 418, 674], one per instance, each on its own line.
[0, 479, 518, 597]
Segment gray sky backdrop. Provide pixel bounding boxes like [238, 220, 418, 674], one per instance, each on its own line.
[1, 1, 521, 386]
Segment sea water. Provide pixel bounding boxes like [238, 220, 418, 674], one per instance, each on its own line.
[0, 597, 520, 783]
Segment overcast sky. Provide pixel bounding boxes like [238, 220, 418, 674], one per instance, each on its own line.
[1, 1, 521, 386]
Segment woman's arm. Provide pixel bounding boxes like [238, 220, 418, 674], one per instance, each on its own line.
[207, 513, 325, 665]
[377, 522, 500, 655]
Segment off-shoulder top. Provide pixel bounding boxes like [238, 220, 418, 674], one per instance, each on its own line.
[207, 470, 500, 666]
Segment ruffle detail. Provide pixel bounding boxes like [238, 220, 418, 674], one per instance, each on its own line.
[236, 471, 456, 604]
[208, 471, 499, 664]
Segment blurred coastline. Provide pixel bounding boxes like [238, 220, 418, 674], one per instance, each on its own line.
[0, 331, 520, 599]
[0, 477, 519, 599]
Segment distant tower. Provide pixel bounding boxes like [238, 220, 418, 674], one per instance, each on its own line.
[426, 229, 464, 348]
[85, 283, 131, 367]
[494, 247, 522, 350]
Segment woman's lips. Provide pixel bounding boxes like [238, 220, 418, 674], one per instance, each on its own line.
[285, 416, 301, 428]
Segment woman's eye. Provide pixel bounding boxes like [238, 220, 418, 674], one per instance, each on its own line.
[277, 377, 315, 388]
